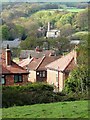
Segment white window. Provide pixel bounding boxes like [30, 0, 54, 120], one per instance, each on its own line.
[39, 71, 46, 78]
[43, 71, 46, 77]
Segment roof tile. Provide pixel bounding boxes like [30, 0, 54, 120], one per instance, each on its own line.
[1, 51, 28, 74]
[46, 51, 76, 71]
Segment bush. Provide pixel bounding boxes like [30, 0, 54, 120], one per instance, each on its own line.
[2, 83, 88, 108]
[2, 83, 56, 108]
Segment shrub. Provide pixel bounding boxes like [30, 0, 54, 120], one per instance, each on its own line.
[2, 83, 88, 108]
[2, 83, 55, 108]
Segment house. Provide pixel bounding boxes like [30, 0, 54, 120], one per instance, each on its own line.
[0, 45, 29, 86]
[46, 22, 60, 38]
[46, 49, 78, 92]
[18, 55, 59, 83]
[19, 49, 56, 61]
[2, 38, 21, 48]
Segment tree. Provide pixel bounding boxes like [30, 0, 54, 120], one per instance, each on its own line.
[2, 25, 10, 40]
[73, 9, 88, 31]
[60, 24, 74, 37]
[55, 21, 63, 29]
[48, 37, 70, 55]
[60, 12, 75, 25]
[15, 24, 26, 39]
[64, 66, 88, 94]
[64, 34, 88, 94]
[20, 36, 37, 50]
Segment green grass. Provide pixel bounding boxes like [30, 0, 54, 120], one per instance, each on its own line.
[65, 8, 85, 12]
[72, 31, 88, 35]
[67, 31, 88, 39]
[40, 8, 85, 13]
[48, 8, 85, 12]
[72, 31, 88, 38]
[2, 100, 88, 118]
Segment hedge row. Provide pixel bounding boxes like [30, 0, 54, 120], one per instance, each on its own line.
[2, 83, 88, 108]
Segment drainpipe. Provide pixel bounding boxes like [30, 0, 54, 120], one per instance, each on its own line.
[58, 66, 59, 92]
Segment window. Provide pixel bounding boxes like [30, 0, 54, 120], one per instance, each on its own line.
[39, 71, 46, 78]
[1, 75, 5, 85]
[14, 75, 22, 83]
[43, 71, 46, 77]
[40, 72, 42, 77]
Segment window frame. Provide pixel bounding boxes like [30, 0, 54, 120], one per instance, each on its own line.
[14, 74, 23, 83]
[39, 71, 46, 78]
[1, 75, 6, 85]
[42, 71, 46, 77]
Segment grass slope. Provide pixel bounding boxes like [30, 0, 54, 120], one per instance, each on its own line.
[2, 100, 88, 118]
[49, 8, 85, 12]
[67, 31, 88, 39]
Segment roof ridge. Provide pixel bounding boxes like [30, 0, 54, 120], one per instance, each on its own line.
[35, 56, 46, 70]
[62, 56, 74, 71]
[45, 50, 74, 71]
[12, 61, 28, 71]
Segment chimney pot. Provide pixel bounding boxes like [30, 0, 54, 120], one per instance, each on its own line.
[6, 44, 11, 66]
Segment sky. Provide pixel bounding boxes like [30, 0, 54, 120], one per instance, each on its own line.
[0, 0, 89, 2]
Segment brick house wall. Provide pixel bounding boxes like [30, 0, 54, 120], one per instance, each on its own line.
[3, 74, 28, 86]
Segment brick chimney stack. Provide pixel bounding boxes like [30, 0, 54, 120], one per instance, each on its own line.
[6, 44, 11, 66]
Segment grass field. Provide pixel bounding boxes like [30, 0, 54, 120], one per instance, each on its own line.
[64, 8, 85, 12]
[40, 8, 85, 14]
[67, 31, 88, 39]
[48, 8, 85, 12]
[2, 100, 88, 118]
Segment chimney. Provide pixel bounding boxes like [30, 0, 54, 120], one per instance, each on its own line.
[73, 45, 78, 65]
[48, 22, 50, 31]
[6, 44, 12, 66]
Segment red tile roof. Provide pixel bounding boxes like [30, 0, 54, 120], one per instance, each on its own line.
[18, 57, 33, 67]
[1, 51, 28, 74]
[36, 56, 60, 70]
[28, 57, 43, 70]
[28, 56, 60, 71]
[46, 51, 76, 72]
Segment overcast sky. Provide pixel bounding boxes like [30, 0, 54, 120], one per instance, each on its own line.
[0, 0, 89, 2]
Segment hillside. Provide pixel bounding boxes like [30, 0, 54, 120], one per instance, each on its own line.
[1, 1, 88, 42]
[2, 100, 88, 118]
